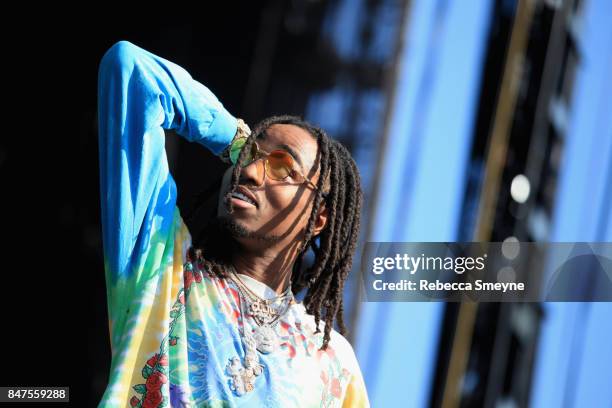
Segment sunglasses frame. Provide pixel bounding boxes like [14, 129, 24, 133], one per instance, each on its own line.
[229, 137, 319, 191]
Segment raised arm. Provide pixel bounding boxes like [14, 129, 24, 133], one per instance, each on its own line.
[97, 41, 237, 340]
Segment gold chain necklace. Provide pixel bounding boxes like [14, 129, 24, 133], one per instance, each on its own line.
[229, 268, 293, 327]
[225, 265, 295, 396]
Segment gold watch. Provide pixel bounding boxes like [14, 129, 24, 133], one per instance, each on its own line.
[220, 118, 251, 164]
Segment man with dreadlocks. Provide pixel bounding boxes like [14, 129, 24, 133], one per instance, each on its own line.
[97, 41, 369, 407]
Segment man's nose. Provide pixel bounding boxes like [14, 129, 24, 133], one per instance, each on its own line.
[238, 159, 265, 187]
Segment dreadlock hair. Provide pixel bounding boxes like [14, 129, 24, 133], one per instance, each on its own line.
[184, 115, 362, 350]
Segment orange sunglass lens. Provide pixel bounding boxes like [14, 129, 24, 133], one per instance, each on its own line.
[266, 151, 294, 180]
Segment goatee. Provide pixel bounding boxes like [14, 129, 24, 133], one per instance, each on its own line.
[217, 216, 283, 244]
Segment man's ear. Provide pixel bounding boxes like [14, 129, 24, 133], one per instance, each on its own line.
[313, 205, 329, 237]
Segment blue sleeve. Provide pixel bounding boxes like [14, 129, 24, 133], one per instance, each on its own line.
[97, 40, 237, 289]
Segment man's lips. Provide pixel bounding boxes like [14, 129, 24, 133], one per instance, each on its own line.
[230, 196, 256, 209]
[229, 186, 259, 208]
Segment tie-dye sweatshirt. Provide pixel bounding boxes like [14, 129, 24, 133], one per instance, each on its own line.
[97, 41, 369, 407]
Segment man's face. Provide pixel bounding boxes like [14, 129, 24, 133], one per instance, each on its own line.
[217, 124, 325, 249]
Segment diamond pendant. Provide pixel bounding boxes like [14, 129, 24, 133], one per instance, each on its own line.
[227, 328, 264, 397]
[254, 325, 278, 354]
[249, 300, 278, 324]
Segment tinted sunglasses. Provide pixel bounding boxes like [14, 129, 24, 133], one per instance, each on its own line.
[229, 137, 318, 190]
